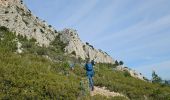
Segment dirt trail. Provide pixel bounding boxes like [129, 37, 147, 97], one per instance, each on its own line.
[91, 86, 128, 99]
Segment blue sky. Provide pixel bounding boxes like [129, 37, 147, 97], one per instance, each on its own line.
[23, 0, 170, 80]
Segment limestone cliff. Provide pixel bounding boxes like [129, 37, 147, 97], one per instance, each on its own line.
[60, 29, 114, 63]
[0, 0, 58, 46]
[0, 0, 114, 63]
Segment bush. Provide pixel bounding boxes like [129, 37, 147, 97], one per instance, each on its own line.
[94, 63, 170, 100]
[20, 0, 23, 4]
[119, 61, 124, 65]
[48, 25, 52, 28]
[5, 11, 9, 14]
[86, 42, 89, 45]
[22, 41, 32, 48]
[71, 51, 76, 56]
[50, 34, 67, 53]
[152, 71, 162, 83]
[0, 52, 81, 99]
[40, 29, 44, 33]
[115, 60, 119, 66]
[123, 71, 131, 77]
[36, 47, 47, 55]
[1, 28, 170, 100]
[0, 27, 17, 52]
[34, 29, 36, 32]
[0, 26, 9, 31]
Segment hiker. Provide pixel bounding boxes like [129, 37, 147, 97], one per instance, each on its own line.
[70, 63, 74, 70]
[85, 58, 95, 91]
[68, 61, 75, 70]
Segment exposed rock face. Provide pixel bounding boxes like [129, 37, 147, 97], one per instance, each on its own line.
[116, 65, 145, 80]
[60, 29, 114, 63]
[0, 0, 114, 63]
[0, 0, 57, 46]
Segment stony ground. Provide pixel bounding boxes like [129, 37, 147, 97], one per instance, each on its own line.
[91, 86, 128, 99]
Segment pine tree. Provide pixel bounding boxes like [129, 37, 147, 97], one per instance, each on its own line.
[115, 60, 119, 65]
[152, 70, 162, 83]
[119, 61, 124, 65]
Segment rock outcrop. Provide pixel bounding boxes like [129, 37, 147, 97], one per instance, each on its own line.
[91, 86, 127, 99]
[0, 0, 57, 46]
[116, 65, 145, 80]
[60, 29, 114, 63]
[0, 0, 114, 63]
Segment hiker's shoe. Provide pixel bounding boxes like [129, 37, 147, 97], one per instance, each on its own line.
[92, 86, 94, 91]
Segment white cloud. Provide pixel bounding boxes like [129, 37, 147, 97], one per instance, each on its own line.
[95, 14, 170, 45]
[76, 1, 123, 37]
[91, 0, 164, 41]
[61, 0, 99, 27]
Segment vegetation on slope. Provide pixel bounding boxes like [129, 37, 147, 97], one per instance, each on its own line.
[0, 26, 125, 100]
[94, 63, 170, 100]
[0, 26, 170, 100]
[0, 26, 80, 99]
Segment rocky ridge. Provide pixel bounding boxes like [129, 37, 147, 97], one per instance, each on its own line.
[0, 0, 57, 46]
[60, 29, 114, 63]
[0, 0, 114, 64]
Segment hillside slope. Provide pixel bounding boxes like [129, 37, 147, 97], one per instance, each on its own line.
[0, 27, 170, 99]
[0, 0, 114, 64]
[0, 0, 146, 80]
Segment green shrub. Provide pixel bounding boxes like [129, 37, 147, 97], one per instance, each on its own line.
[0, 26, 9, 31]
[5, 11, 9, 14]
[119, 61, 124, 65]
[123, 71, 131, 77]
[40, 29, 44, 33]
[36, 47, 47, 55]
[94, 63, 170, 100]
[0, 52, 82, 99]
[152, 70, 162, 83]
[71, 51, 76, 56]
[115, 60, 119, 66]
[1, 27, 170, 100]
[50, 34, 67, 53]
[0, 26, 17, 52]
[22, 41, 32, 48]
[49, 25, 52, 28]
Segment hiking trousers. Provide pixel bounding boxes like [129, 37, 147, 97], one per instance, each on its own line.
[87, 74, 94, 91]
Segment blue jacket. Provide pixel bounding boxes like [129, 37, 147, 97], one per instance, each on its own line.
[85, 63, 94, 76]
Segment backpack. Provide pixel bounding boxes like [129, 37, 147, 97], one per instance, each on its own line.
[85, 63, 93, 71]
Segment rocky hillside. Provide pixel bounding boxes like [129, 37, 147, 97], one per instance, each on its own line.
[0, 0, 57, 46]
[0, 0, 114, 64]
[0, 0, 146, 80]
[1, 1, 170, 99]
[59, 29, 114, 63]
